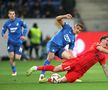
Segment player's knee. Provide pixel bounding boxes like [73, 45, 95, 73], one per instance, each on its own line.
[15, 57, 21, 60]
[9, 55, 14, 60]
[66, 55, 72, 59]
[53, 68, 58, 72]
[47, 53, 55, 60]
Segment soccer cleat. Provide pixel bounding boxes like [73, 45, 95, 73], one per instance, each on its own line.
[39, 78, 48, 83]
[75, 79, 82, 82]
[12, 72, 17, 76]
[39, 74, 45, 82]
[26, 66, 37, 76]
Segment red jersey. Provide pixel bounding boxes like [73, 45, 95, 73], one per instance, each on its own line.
[62, 42, 106, 74]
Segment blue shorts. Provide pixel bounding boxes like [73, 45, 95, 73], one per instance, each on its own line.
[47, 41, 65, 58]
[7, 43, 23, 55]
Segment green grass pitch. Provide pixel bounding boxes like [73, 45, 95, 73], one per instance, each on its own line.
[0, 60, 108, 90]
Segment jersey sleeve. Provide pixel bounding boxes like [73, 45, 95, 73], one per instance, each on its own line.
[99, 58, 106, 65]
[1, 23, 7, 37]
[62, 23, 71, 30]
[20, 19, 28, 36]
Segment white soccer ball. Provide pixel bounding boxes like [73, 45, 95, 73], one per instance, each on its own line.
[51, 73, 61, 83]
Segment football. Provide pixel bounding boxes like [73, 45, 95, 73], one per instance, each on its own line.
[51, 73, 61, 83]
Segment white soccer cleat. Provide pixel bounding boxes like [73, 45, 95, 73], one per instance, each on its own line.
[26, 66, 37, 76]
[39, 74, 45, 82]
[12, 72, 17, 76]
[75, 79, 82, 82]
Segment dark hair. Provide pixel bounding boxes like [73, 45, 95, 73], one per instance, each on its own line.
[33, 23, 38, 28]
[76, 23, 84, 31]
[100, 35, 108, 41]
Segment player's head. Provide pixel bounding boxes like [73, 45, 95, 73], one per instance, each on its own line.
[100, 35, 108, 46]
[73, 24, 83, 34]
[8, 9, 16, 20]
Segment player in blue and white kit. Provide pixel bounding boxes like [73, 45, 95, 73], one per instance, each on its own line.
[1, 9, 28, 76]
[39, 14, 84, 81]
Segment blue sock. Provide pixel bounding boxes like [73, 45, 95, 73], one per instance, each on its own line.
[41, 59, 50, 75]
[11, 66, 16, 73]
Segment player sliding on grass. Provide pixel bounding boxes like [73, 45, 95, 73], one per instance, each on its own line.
[27, 35, 108, 83]
[39, 14, 84, 82]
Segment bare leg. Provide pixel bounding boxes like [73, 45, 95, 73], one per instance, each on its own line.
[9, 52, 17, 76]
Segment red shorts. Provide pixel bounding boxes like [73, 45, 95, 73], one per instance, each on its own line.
[62, 58, 78, 71]
[65, 70, 83, 83]
[62, 59, 83, 83]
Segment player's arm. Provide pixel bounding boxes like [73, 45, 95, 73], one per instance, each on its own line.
[101, 64, 108, 78]
[1, 23, 8, 39]
[20, 20, 28, 40]
[56, 14, 72, 26]
[96, 46, 108, 54]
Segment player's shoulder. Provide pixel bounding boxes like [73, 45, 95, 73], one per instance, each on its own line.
[4, 19, 10, 26]
[16, 18, 23, 21]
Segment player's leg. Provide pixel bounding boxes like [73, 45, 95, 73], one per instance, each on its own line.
[7, 44, 17, 76]
[29, 44, 33, 59]
[39, 52, 54, 80]
[9, 52, 17, 76]
[39, 41, 57, 80]
[61, 50, 75, 59]
[26, 64, 63, 76]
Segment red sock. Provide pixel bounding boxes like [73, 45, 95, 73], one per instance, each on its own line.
[48, 78, 53, 83]
[37, 65, 54, 71]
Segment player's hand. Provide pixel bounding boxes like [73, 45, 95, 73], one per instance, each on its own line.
[65, 14, 72, 19]
[20, 36, 26, 40]
[3, 34, 8, 40]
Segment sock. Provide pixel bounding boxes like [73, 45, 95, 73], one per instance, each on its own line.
[11, 65, 16, 73]
[48, 78, 52, 83]
[41, 59, 50, 75]
[37, 65, 54, 71]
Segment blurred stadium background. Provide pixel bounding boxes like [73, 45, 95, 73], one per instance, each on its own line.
[0, 0, 108, 90]
[0, 0, 108, 58]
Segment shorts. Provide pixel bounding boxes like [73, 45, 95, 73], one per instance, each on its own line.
[65, 70, 83, 83]
[62, 58, 83, 82]
[7, 43, 23, 55]
[47, 41, 65, 58]
[62, 58, 79, 71]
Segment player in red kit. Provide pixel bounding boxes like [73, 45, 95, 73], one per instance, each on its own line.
[26, 35, 108, 83]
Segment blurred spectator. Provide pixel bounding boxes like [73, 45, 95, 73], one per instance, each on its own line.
[21, 40, 30, 60]
[41, 0, 56, 18]
[28, 23, 43, 59]
[61, 0, 76, 16]
[40, 35, 51, 59]
[0, 0, 77, 18]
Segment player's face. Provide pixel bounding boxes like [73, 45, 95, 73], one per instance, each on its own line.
[73, 25, 82, 34]
[8, 11, 16, 20]
[102, 38, 108, 47]
[105, 38, 108, 46]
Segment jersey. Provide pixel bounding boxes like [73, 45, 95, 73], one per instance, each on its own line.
[50, 23, 75, 49]
[62, 42, 106, 73]
[63, 42, 106, 82]
[1, 18, 28, 54]
[1, 17, 28, 45]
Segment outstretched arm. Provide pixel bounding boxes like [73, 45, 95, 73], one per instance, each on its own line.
[20, 20, 28, 40]
[56, 14, 72, 26]
[1, 23, 8, 39]
[96, 46, 108, 54]
[101, 64, 108, 78]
